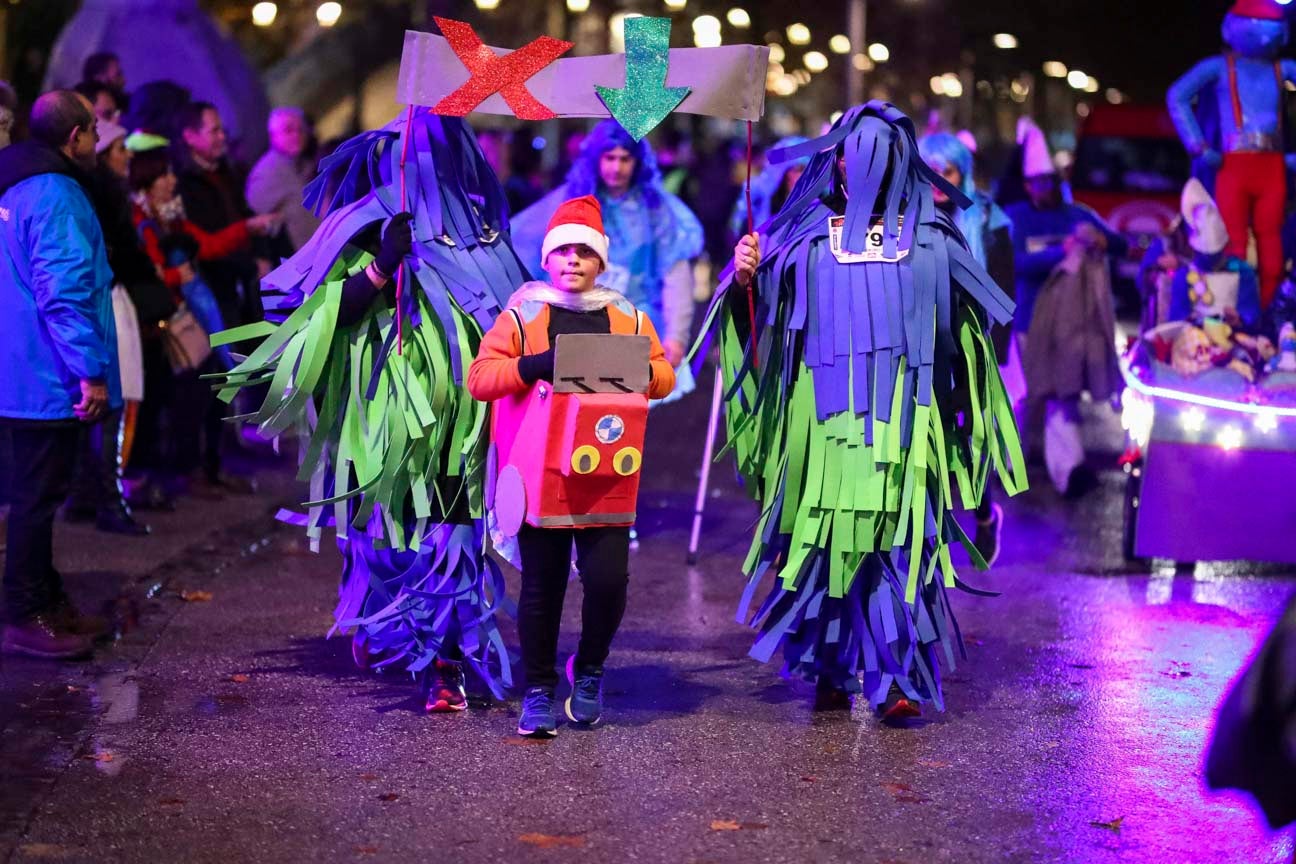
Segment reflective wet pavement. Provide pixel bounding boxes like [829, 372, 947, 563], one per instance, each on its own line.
[1, 379, 1294, 864]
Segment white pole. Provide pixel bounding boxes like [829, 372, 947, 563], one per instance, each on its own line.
[686, 364, 726, 564]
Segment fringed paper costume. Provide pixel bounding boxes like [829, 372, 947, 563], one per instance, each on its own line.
[212, 111, 528, 696]
[700, 102, 1026, 710]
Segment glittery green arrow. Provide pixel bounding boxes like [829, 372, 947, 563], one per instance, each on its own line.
[595, 16, 691, 141]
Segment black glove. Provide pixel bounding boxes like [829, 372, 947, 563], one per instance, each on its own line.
[518, 348, 556, 384]
[372, 212, 413, 278]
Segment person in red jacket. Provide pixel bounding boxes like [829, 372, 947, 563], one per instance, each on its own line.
[468, 195, 673, 737]
[127, 145, 279, 495]
[127, 146, 279, 295]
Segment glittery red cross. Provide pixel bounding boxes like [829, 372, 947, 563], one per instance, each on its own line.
[432, 17, 573, 121]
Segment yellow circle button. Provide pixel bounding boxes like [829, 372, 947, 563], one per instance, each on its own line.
[571, 445, 601, 475]
[613, 447, 642, 476]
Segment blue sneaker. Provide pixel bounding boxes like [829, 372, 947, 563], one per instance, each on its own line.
[564, 654, 604, 725]
[517, 687, 558, 738]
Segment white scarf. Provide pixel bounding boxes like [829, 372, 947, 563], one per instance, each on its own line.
[505, 280, 629, 313]
[131, 189, 187, 225]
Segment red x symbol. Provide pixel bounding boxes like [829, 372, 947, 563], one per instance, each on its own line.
[432, 17, 573, 121]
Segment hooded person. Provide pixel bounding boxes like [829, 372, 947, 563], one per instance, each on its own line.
[918, 131, 1015, 567]
[728, 135, 810, 243]
[211, 110, 528, 714]
[509, 120, 703, 384]
[714, 101, 1026, 722]
[1169, 178, 1261, 327]
[1009, 121, 1128, 497]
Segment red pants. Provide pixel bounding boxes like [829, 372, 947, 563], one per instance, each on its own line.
[1217, 151, 1286, 308]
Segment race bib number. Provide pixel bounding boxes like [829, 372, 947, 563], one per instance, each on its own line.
[828, 215, 909, 264]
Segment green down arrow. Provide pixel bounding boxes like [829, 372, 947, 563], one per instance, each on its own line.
[595, 16, 692, 142]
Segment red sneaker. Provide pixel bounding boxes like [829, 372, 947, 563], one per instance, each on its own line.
[425, 660, 468, 713]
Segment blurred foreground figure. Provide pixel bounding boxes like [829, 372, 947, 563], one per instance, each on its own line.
[1206, 594, 1296, 829]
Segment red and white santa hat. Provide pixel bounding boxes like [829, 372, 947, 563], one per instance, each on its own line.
[1230, 0, 1285, 20]
[541, 195, 610, 269]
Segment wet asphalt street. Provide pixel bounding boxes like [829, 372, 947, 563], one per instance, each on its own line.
[1, 370, 1294, 864]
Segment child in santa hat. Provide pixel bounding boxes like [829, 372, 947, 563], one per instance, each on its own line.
[467, 195, 674, 737]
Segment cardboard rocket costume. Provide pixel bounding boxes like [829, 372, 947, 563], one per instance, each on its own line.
[483, 197, 662, 535]
[702, 102, 1025, 715]
[469, 195, 674, 736]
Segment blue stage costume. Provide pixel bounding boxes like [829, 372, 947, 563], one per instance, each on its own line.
[214, 112, 527, 698]
[700, 102, 1025, 713]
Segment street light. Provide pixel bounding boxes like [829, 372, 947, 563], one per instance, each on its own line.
[868, 42, 889, 63]
[251, 1, 277, 26]
[664, 0, 687, 9]
[992, 33, 1018, 50]
[693, 14, 721, 47]
[804, 51, 829, 73]
[1083, 77, 1100, 93]
[1067, 69, 1089, 90]
[787, 23, 811, 45]
[610, 12, 643, 51]
[1106, 88, 1124, 104]
[930, 75, 946, 96]
[851, 53, 874, 72]
[768, 43, 786, 63]
[473, 0, 500, 9]
[693, 14, 720, 33]
[567, 0, 590, 11]
[941, 73, 962, 98]
[726, 8, 751, 28]
[830, 34, 851, 54]
[316, 2, 341, 26]
[1042, 61, 1068, 78]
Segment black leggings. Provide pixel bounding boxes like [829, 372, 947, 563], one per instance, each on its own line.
[517, 525, 630, 690]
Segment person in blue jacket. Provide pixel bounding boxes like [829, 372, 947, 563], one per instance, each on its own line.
[0, 90, 118, 660]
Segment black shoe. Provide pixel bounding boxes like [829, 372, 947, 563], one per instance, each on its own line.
[1064, 465, 1099, 500]
[517, 687, 558, 738]
[974, 504, 1004, 567]
[875, 684, 922, 726]
[49, 596, 111, 639]
[813, 676, 854, 712]
[564, 655, 604, 725]
[96, 506, 150, 536]
[1, 615, 93, 659]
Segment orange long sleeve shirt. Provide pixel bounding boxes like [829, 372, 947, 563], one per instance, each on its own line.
[467, 299, 676, 403]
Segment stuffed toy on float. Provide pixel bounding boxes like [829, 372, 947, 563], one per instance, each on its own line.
[1167, 0, 1296, 310]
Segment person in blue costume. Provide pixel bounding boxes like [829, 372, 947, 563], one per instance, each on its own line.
[1168, 178, 1261, 329]
[510, 120, 703, 386]
[728, 136, 809, 245]
[214, 111, 527, 714]
[1003, 122, 1126, 495]
[1167, 0, 1296, 308]
[710, 102, 1025, 724]
[919, 132, 1014, 567]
